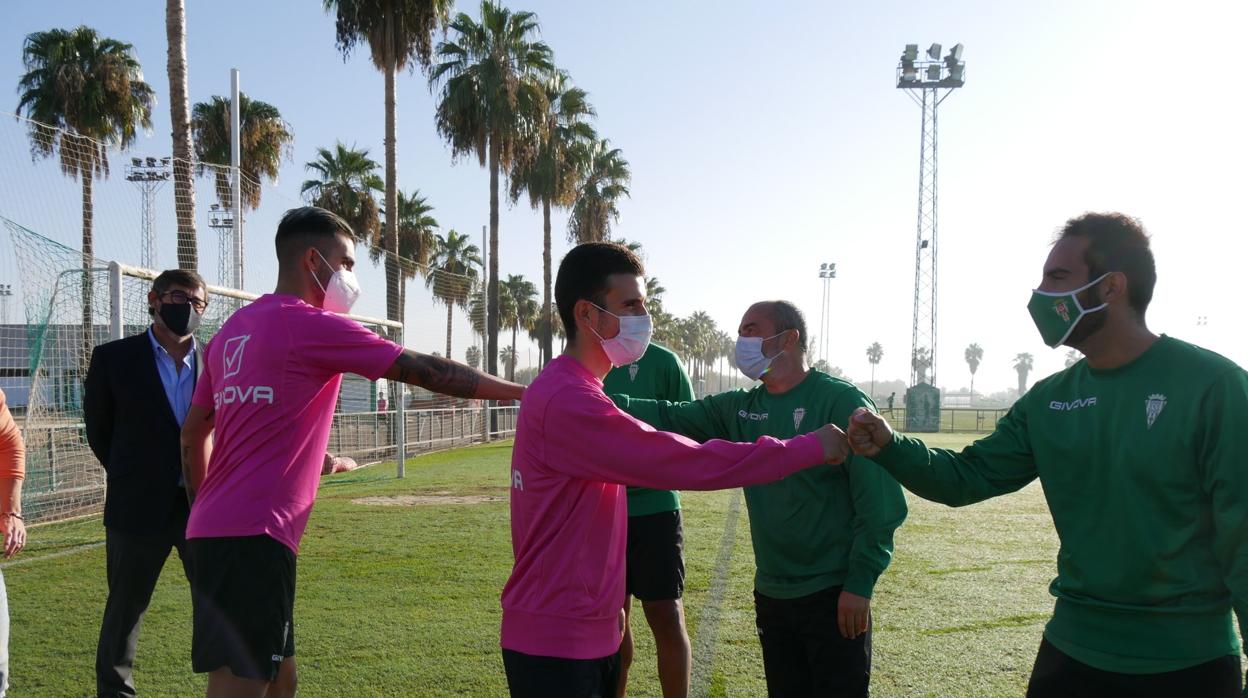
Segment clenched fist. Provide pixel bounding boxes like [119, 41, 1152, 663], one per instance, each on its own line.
[813, 423, 851, 465]
[848, 407, 894, 457]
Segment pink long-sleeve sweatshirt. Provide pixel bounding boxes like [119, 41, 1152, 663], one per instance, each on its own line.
[500, 355, 825, 660]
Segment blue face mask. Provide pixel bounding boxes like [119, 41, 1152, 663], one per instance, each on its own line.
[734, 332, 786, 381]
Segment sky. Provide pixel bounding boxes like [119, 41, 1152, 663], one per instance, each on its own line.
[1, 0, 1246, 394]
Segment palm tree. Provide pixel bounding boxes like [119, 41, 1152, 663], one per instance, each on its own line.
[166, 0, 198, 270]
[1014, 353, 1035, 396]
[500, 346, 518, 381]
[466, 345, 482, 369]
[431, 1, 555, 377]
[426, 229, 482, 358]
[510, 70, 597, 369]
[191, 94, 293, 211]
[965, 343, 984, 404]
[372, 188, 438, 329]
[866, 342, 884, 399]
[502, 275, 538, 381]
[568, 139, 630, 243]
[17, 26, 155, 366]
[326, 0, 454, 325]
[1065, 349, 1082, 368]
[301, 142, 384, 240]
[645, 276, 666, 312]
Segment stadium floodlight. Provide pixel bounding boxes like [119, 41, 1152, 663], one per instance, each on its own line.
[926, 65, 942, 81]
[903, 44, 919, 62]
[948, 64, 966, 84]
[945, 43, 964, 65]
[927, 43, 942, 60]
[131, 157, 142, 167]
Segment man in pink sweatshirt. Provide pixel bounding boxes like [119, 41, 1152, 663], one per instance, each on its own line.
[501, 242, 849, 697]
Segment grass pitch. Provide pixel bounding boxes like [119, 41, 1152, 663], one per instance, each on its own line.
[4, 435, 1084, 696]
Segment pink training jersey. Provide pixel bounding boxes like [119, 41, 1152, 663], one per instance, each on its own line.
[501, 355, 825, 660]
[187, 294, 403, 554]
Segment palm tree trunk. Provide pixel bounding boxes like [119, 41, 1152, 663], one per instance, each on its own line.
[541, 198, 553, 368]
[1017, 371, 1025, 396]
[511, 324, 518, 382]
[383, 61, 400, 324]
[970, 374, 975, 405]
[81, 165, 94, 379]
[871, 364, 876, 400]
[166, 0, 197, 271]
[445, 301, 453, 359]
[486, 139, 501, 377]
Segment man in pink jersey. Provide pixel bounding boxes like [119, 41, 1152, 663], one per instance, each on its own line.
[501, 242, 850, 697]
[181, 207, 525, 698]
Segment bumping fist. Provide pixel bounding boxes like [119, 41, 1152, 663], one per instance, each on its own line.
[847, 407, 894, 457]
[813, 423, 851, 465]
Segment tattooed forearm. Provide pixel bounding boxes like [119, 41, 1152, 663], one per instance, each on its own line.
[392, 351, 481, 398]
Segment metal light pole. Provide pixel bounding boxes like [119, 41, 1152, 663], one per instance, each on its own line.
[230, 69, 244, 291]
[207, 204, 235, 287]
[0, 284, 12, 325]
[897, 43, 965, 388]
[818, 263, 836, 365]
[125, 157, 172, 269]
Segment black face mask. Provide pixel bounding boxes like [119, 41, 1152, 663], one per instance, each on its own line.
[158, 302, 200, 337]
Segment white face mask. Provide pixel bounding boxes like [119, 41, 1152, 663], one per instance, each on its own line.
[311, 249, 361, 314]
[588, 303, 652, 367]
[735, 332, 787, 381]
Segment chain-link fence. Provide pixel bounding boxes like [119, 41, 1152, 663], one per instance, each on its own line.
[0, 112, 518, 524]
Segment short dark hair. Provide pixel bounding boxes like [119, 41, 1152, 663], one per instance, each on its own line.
[274, 206, 355, 264]
[149, 269, 206, 316]
[555, 242, 645, 342]
[760, 300, 808, 354]
[1056, 212, 1156, 316]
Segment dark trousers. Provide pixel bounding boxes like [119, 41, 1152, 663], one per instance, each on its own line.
[95, 511, 192, 698]
[502, 648, 621, 698]
[755, 586, 871, 697]
[1026, 637, 1242, 698]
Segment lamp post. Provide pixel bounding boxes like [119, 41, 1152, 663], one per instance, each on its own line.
[125, 156, 172, 269]
[897, 42, 965, 389]
[817, 262, 836, 365]
[0, 284, 12, 325]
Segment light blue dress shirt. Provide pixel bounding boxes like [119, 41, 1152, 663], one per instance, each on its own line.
[147, 329, 196, 487]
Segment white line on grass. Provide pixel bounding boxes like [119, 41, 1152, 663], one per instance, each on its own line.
[690, 488, 742, 698]
[0, 541, 106, 569]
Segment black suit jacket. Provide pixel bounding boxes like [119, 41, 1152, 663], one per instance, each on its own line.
[84, 331, 198, 534]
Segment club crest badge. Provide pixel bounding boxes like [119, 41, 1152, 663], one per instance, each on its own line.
[629, 364, 640, 382]
[1053, 299, 1071, 323]
[793, 407, 806, 431]
[1146, 394, 1166, 429]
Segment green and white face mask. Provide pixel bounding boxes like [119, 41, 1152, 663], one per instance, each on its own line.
[1027, 272, 1111, 348]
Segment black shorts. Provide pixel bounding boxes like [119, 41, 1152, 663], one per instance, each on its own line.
[625, 510, 685, 602]
[190, 535, 296, 681]
[502, 649, 621, 698]
[1027, 638, 1242, 698]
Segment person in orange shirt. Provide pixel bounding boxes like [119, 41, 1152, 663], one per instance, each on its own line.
[0, 387, 29, 697]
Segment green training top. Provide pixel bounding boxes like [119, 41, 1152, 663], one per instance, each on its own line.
[873, 335, 1248, 674]
[614, 369, 908, 599]
[602, 343, 694, 517]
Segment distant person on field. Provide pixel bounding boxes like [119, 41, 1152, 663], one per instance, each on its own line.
[0, 387, 27, 698]
[848, 213, 1248, 697]
[181, 207, 526, 698]
[886, 392, 895, 413]
[84, 269, 207, 697]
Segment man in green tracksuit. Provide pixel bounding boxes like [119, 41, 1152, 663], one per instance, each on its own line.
[603, 342, 695, 697]
[613, 300, 907, 697]
[849, 212, 1247, 697]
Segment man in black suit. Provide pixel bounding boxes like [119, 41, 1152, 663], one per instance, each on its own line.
[85, 269, 208, 697]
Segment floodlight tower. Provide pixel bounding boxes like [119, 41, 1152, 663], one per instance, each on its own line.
[817, 263, 836, 365]
[125, 156, 172, 269]
[208, 203, 235, 287]
[897, 43, 964, 389]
